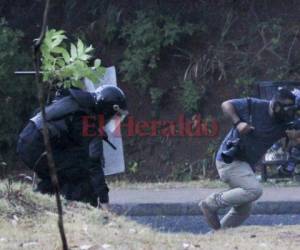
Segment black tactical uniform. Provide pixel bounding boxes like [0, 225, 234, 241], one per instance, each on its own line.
[17, 86, 127, 206]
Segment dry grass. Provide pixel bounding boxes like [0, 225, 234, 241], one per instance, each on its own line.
[108, 178, 300, 190]
[0, 181, 300, 250]
[108, 179, 226, 190]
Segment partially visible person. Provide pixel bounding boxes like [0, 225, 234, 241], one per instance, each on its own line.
[200, 87, 298, 230]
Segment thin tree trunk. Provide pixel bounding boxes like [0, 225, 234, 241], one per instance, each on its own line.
[33, 1, 68, 249]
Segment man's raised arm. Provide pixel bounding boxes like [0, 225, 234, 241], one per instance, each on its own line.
[221, 99, 255, 134]
[221, 100, 241, 125]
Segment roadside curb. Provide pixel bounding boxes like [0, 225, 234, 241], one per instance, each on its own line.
[110, 201, 300, 216]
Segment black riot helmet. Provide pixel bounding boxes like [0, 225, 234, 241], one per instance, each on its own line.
[94, 85, 128, 122]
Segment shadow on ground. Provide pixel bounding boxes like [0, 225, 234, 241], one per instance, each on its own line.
[128, 215, 300, 234]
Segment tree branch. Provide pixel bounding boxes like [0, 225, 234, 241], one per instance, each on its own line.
[32, 1, 68, 250]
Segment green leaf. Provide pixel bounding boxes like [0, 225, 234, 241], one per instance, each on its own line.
[50, 34, 66, 49]
[94, 59, 101, 68]
[41, 29, 105, 89]
[72, 80, 84, 88]
[77, 39, 84, 57]
[85, 45, 94, 53]
[70, 43, 77, 60]
[61, 49, 70, 63]
[79, 54, 91, 61]
[56, 59, 66, 67]
[96, 66, 106, 77]
[51, 47, 67, 55]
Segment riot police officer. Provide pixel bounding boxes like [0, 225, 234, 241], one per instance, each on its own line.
[17, 85, 128, 207]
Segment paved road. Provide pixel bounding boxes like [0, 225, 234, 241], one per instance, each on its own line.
[111, 186, 300, 233]
[110, 187, 300, 216]
[128, 215, 300, 234]
[111, 187, 300, 204]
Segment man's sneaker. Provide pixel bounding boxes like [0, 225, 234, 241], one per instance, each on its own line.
[199, 200, 221, 230]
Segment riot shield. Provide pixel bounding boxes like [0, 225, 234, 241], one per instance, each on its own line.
[84, 66, 125, 175]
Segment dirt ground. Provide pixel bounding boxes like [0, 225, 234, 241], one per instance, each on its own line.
[0, 181, 300, 250]
[1, 210, 300, 250]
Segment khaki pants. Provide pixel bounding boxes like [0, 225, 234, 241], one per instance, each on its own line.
[205, 160, 263, 228]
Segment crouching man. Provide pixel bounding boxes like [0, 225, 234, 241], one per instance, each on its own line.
[17, 85, 127, 207]
[200, 87, 298, 230]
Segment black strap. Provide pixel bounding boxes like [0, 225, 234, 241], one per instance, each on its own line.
[247, 97, 252, 125]
[233, 120, 242, 127]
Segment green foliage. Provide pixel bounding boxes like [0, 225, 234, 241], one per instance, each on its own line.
[41, 29, 105, 88]
[170, 163, 194, 181]
[120, 11, 195, 90]
[180, 80, 201, 113]
[127, 160, 139, 174]
[103, 5, 123, 43]
[235, 76, 256, 96]
[0, 20, 35, 159]
[205, 140, 219, 163]
[149, 87, 163, 105]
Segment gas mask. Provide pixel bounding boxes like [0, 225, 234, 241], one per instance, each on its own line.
[272, 101, 296, 123]
[105, 104, 128, 134]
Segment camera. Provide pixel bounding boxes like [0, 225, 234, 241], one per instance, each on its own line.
[221, 129, 241, 164]
[221, 138, 241, 164]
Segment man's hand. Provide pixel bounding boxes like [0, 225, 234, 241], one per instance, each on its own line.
[236, 122, 255, 135]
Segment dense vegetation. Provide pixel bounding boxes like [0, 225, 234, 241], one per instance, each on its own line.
[1, 0, 300, 180]
[0, 20, 35, 166]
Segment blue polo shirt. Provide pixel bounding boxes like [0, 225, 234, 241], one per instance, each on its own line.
[216, 98, 287, 167]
